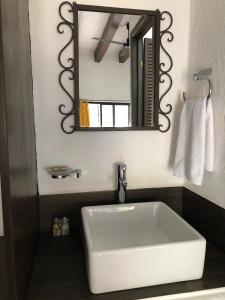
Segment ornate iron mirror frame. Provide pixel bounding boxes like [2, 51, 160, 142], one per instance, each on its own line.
[57, 2, 173, 134]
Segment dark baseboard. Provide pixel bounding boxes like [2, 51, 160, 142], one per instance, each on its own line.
[183, 188, 225, 252]
[39, 187, 183, 234]
[0, 237, 8, 300]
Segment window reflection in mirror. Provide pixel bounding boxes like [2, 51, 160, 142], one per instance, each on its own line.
[78, 11, 156, 129]
[88, 103, 129, 127]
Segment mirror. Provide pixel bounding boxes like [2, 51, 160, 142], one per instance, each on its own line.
[77, 7, 160, 130]
[58, 4, 174, 133]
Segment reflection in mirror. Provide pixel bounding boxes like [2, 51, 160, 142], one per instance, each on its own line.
[131, 16, 155, 128]
[78, 11, 157, 129]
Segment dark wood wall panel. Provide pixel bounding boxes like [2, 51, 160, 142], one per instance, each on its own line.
[183, 188, 225, 252]
[39, 187, 183, 234]
[0, 0, 39, 299]
[0, 237, 8, 300]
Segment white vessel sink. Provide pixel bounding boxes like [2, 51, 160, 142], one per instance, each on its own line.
[81, 202, 206, 294]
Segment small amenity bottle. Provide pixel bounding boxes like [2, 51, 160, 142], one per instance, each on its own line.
[52, 217, 61, 237]
[61, 217, 70, 236]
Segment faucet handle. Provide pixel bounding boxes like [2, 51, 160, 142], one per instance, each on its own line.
[117, 162, 126, 171]
[117, 162, 126, 168]
[117, 163, 126, 172]
[116, 162, 126, 180]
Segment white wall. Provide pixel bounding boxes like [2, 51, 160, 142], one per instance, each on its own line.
[29, 0, 191, 195]
[185, 0, 225, 209]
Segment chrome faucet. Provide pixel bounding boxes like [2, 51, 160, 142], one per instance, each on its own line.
[116, 163, 127, 204]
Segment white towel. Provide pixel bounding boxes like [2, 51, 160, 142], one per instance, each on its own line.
[174, 98, 214, 185]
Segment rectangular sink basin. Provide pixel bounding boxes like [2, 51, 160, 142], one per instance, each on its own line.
[81, 202, 206, 294]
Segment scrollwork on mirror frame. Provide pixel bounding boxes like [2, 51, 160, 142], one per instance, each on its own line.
[57, 1, 76, 134]
[159, 11, 174, 133]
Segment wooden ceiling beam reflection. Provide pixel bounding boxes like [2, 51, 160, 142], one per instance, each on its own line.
[94, 13, 123, 62]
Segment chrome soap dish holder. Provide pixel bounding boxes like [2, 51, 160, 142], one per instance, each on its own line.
[46, 166, 82, 179]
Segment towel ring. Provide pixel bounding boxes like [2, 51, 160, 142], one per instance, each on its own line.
[193, 73, 212, 102]
[183, 68, 213, 103]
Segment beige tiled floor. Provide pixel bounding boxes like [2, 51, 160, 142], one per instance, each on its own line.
[140, 288, 225, 300]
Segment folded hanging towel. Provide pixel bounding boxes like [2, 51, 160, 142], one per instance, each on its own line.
[173, 98, 214, 185]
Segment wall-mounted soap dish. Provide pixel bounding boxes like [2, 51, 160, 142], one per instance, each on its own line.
[46, 166, 82, 179]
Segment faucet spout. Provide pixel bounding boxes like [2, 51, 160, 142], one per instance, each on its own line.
[116, 163, 127, 204]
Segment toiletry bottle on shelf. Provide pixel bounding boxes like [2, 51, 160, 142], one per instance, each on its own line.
[61, 217, 70, 236]
[52, 217, 61, 237]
